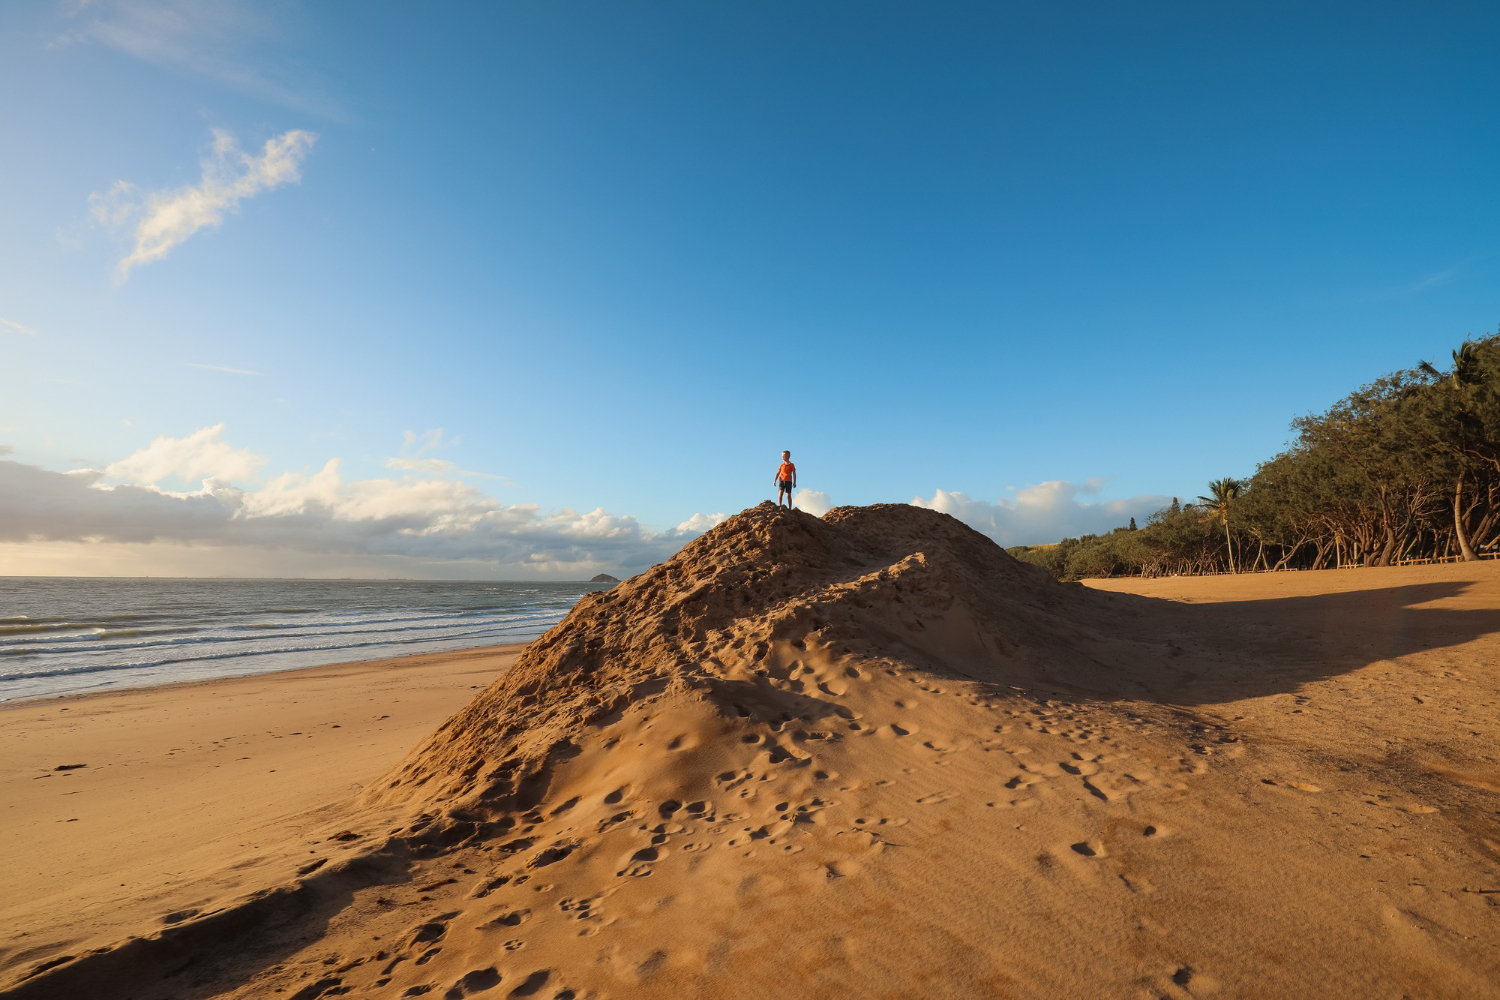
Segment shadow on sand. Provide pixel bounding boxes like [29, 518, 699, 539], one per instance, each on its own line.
[1064, 579, 1500, 707]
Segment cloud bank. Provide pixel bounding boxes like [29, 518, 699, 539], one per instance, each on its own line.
[1, 427, 724, 578]
[91, 128, 316, 277]
[912, 480, 1171, 547]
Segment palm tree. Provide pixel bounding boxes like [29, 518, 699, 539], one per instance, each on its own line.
[1419, 340, 1485, 389]
[1419, 340, 1486, 561]
[1198, 477, 1245, 573]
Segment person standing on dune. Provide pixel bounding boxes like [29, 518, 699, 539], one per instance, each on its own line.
[774, 450, 797, 509]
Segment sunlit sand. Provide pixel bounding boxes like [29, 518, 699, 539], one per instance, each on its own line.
[3, 505, 1497, 998]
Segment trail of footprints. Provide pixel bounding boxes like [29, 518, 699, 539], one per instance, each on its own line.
[281, 767, 887, 996]
[255, 655, 1239, 998]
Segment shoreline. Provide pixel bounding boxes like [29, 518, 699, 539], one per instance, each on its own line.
[0, 638, 535, 709]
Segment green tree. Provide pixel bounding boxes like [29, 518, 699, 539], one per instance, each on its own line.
[1008, 327, 1500, 579]
[1417, 340, 1489, 561]
[1198, 478, 1245, 573]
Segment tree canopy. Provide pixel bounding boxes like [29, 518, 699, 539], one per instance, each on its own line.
[1008, 328, 1500, 580]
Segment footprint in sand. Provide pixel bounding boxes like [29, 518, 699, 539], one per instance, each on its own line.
[1368, 796, 1439, 814]
[616, 845, 662, 877]
[408, 914, 459, 945]
[1161, 964, 1221, 994]
[1262, 778, 1322, 793]
[1060, 760, 1100, 776]
[915, 792, 957, 805]
[527, 844, 577, 868]
[1070, 841, 1106, 858]
[480, 909, 530, 929]
[1080, 778, 1113, 802]
[446, 967, 501, 996]
[989, 798, 1040, 810]
[507, 969, 551, 996]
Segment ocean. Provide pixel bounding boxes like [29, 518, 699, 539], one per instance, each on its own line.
[0, 577, 608, 703]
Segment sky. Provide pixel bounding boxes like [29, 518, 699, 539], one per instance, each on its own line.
[2, 0, 1497, 578]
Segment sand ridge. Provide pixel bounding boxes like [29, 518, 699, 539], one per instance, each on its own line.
[3, 503, 1498, 998]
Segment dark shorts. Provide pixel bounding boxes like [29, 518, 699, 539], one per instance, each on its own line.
[778, 480, 794, 492]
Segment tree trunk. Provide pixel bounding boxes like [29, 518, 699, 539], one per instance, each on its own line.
[1374, 528, 1398, 567]
[1224, 520, 1236, 574]
[1454, 477, 1480, 562]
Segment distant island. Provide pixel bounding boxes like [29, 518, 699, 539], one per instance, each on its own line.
[590, 573, 619, 584]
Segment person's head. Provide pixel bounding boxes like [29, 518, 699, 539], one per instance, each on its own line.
[782, 450, 790, 460]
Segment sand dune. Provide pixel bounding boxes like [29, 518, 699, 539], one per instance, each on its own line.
[3, 502, 1498, 998]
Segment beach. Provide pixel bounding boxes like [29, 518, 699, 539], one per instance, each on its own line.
[2, 506, 1498, 998]
[0, 644, 524, 992]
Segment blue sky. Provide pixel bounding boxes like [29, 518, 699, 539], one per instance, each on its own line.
[2, 1, 1497, 577]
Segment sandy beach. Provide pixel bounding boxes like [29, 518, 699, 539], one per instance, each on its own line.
[0, 644, 525, 994]
[2, 505, 1498, 999]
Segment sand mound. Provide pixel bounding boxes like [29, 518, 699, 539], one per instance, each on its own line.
[8, 502, 1499, 999]
[370, 502, 1126, 836]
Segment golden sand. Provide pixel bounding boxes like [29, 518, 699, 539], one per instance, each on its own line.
[2, 505, 1497, 999]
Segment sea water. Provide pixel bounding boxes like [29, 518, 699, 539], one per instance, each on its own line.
[0, 577, 608, 703]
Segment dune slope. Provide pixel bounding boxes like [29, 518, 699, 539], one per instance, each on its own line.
[5, 502, 1498, 999]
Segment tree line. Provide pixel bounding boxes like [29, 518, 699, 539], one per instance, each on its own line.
[1008, 329, 1500, 580]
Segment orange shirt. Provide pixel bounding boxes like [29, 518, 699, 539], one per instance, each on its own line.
[777, 461, 796, 481]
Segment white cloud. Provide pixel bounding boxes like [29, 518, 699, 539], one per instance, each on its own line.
[91, 127, 317, 277]
[0, 317, 37, 336]
[186, 362, 261, 375]
[912, 480, 1171, 547]
[675, 512, 729, 534]
[103, 423, 267, 485]
[1, 426, 723, 577]
[792, 489, 831, 516]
